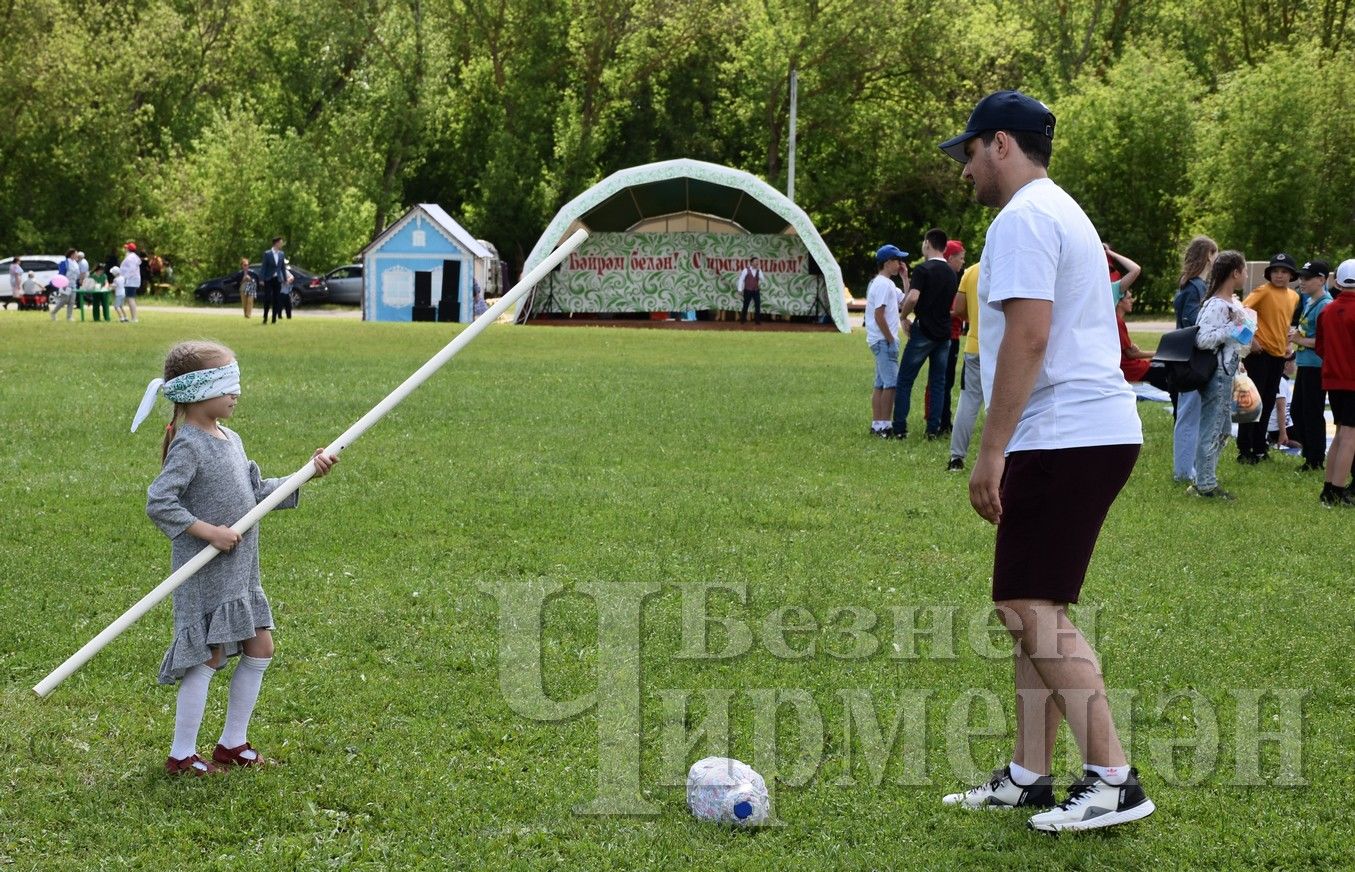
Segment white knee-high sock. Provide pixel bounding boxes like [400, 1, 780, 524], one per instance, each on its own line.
[219, 655, 271, 749]
[170, 663, 216, 760]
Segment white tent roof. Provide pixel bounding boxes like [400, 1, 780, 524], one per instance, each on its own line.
[515, 159, 848, 332]
[362, 203, 491, 260]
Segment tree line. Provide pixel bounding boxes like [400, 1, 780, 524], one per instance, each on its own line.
[2, 0, 1352, 310]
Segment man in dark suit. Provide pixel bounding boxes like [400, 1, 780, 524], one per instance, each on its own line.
[261, 236, 287, 324]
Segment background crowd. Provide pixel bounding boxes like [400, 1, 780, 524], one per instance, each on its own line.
[867, 233, 1355, 508]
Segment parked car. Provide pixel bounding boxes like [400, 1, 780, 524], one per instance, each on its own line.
[194, 264, 325, 307]
[320, 264, 362, 305]
[0, 255, 63, 298]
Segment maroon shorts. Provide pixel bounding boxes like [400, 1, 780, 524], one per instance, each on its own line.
[992, 444, 1140, 604]
[1330, 390, 1355, 427]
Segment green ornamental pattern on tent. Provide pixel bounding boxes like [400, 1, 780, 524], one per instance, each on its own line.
[547, 232, 819, 314]
[517, 158, 849, 332]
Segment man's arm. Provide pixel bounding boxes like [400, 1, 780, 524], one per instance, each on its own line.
[873, 304, 894, 345]
[951, 289, 967, 319]
[900, 288, 921, 320]
[969, 297, 1052, 524]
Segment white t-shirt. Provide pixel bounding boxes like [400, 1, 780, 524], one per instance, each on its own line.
[1268, 376, 1293, 431]
[865, 274, 902, 346]
[978, 178, 1142, 452]
[113, 275, 126, 296]
[120, 252, 142, 287]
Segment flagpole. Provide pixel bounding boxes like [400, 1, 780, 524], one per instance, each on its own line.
[34, 228, 589, 698]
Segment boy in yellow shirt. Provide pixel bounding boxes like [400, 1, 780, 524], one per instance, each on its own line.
[1238, 253, 1301, 463]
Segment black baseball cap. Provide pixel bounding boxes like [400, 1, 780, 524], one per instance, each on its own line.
[1297, 259, 1330, 279]
[939, 90, 1056, 163]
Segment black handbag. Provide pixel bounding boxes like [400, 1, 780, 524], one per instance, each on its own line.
[1152, 325, 1219, 393]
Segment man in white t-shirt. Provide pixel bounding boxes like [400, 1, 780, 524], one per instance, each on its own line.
[865, 244, 908, 436]
[935, 90, 1153, 833]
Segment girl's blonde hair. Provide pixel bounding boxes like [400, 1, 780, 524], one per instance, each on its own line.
[1206, 250, 1246, 298]
[161, 340, 234, 462]
[1178, 236, 1218, 288]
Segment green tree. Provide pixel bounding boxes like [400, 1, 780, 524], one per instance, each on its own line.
[1187, 43, 1325, 261]
[1054, 46, 1204, 309]
[143, 105, 372, 286]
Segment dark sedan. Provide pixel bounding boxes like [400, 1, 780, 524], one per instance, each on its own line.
[194, 264, 326, 307]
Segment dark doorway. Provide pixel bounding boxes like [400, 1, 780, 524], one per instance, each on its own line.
[438, 259, 462, 322]
[413, 271, 436, 322]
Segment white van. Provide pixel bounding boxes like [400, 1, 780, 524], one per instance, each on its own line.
[0, 255, 64, 298]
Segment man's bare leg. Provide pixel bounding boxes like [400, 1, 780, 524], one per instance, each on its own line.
[998, 598, 1125, 767]
[1013, 643, 1061, 773]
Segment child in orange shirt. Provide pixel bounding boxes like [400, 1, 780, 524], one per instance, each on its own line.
[1237, 252, 1301, 463]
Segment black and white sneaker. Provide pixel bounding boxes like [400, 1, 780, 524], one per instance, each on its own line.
[1026, 768, 1155, 832]
[946, 457, 965, 472]
[942, 766, 1055, 810]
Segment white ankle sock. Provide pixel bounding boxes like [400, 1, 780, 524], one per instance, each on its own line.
[1087, 763, 1128, 785]
[170, 663, 215, 760]
[219, 655, 271, 751]
[1009, 760, 1045, 785]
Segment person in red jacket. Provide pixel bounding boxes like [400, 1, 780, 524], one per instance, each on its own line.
[1315, 259, 1355, 507]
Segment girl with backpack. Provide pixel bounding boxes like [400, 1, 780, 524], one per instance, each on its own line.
[1189, 250, 1251, 500]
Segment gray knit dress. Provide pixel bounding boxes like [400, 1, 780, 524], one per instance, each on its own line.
[146, 424, 298, 684]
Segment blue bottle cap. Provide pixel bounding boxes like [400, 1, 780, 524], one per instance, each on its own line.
[733, 801, 753, 819]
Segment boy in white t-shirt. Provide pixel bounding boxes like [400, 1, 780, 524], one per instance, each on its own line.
[111, 266, 128, 322]
[936, 90, 1152, 833]
[865, 244, 908, 436]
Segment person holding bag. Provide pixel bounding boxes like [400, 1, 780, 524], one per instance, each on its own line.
[1190, 251, 1252, 500]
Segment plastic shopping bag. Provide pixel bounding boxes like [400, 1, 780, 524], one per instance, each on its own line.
[1232, 371, 1262, 423]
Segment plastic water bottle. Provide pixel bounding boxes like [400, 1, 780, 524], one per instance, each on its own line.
[686, 756, 770, 826]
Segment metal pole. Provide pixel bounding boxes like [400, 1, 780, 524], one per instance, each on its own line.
[33, 229, 590, 698]
[787, 66, 798, 201]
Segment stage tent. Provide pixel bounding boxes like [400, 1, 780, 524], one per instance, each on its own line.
[514, 159, 848, 333]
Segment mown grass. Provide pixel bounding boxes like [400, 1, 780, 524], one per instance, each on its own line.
[0, 312, 1350, 870]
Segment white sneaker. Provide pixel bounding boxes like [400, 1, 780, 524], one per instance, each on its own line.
[942, 766, 1055, 810]
[1027, 768, 1155, 832]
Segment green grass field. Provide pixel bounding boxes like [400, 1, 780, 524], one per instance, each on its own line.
[1, 313, 1350, 870]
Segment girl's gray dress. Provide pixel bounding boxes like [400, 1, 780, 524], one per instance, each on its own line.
[147, 424, 298, 684]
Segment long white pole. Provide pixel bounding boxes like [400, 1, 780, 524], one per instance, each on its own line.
[34, 228, 589, 698]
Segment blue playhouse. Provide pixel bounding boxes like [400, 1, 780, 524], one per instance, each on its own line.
[361, 204, 491, 323]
